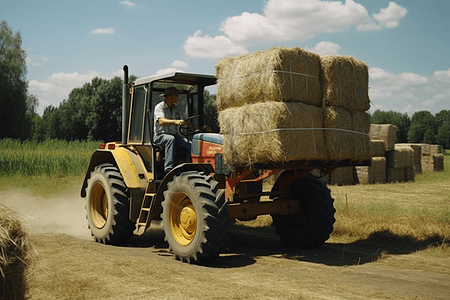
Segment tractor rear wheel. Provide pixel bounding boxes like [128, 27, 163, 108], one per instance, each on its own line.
[85, 163, 135, 245]
[271, 173, 335, 248]
[161, 171, 231, 264]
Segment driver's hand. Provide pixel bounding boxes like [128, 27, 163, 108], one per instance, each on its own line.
[175, 120, 185, 126]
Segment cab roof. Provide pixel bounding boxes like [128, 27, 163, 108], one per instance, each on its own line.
[133, 71, 216, 87]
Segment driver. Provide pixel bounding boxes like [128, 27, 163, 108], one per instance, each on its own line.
[154, 87, 192, 173]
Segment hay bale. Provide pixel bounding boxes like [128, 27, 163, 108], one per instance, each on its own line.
[218, 101, 326, 167]
[324, 166, 356, 186]
[386, 146, 414, 169]
[320, 55, 370, 112]
[323, 106, 371, 161]
[215, 46, 322, 110]
[370, 140, 385, 157]
[396, 143, 422, 164]
[369, 124, 397, 151]
[356, 157, 386, 184]
[387, 167, 415, 183]
[422, 154, 444, 172]
[0, 209, 29, 300]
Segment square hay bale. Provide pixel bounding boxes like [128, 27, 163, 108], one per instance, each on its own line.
[356, 157, 386, 184]
[396, 143, 422, 164]
[215, 46, 322, 111]
[218, 101, 327, 167]
[0, 209, 29, 300]
[324, 166, 356, 186]
[323, 106, 371, 162]
[320, 55, 370, 112]
[387, 167, 415, 183]
[386, 146, 414, 169]
[370, 140, 385, 157]
[369, 124, 397, 151]
[422, 154, 445, 172]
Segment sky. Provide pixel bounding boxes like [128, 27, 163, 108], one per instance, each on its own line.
[1, 0, 449, 116]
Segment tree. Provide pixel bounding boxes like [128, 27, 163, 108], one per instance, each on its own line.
[0, 21, 31, 139]
[408, 111, 437, 143]
[371, 110, 410, 143]
[435, 110, 450, 149]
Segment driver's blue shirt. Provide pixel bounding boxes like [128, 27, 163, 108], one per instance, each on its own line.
[154, 101, 181, 137]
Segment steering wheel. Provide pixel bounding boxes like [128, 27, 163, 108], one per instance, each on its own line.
[178, 115, 212, 137]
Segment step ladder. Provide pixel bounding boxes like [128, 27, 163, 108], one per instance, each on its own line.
[135, 192, 156, 235]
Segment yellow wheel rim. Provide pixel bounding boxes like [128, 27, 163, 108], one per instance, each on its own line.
[90, 182, 108, 229]
[169, 192, 197, 246]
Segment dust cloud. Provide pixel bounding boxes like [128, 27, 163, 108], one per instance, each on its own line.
[0, 190, 92, 240]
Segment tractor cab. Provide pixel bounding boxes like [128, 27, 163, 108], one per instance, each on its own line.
[125, 70, 218, 180]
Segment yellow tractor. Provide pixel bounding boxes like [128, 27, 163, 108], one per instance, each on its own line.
[81, 65, 355, 264]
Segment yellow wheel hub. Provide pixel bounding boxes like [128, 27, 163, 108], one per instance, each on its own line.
[90, 182, 108, 229]
[170, 193, 197, 246]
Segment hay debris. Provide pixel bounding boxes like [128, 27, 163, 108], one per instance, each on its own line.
[215, 46, 322, 110]
[320, 55, 370, 112]
[323, 106, 371, 162]
[369, 124, 397, 151]
[0, 208, 29, 300]
[355, 157, 386, 184]
[218, 101, 326, 167]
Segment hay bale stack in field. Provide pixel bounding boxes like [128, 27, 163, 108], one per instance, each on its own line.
[0, 209, 29, 299]
[369, 124, 397, 151]
[215, 46, 322, 110]
[355, 157, 387, 184]
[323, 106, 371, 162]
[396, 143, 423, 174]
[370, 140, 385, 157]
[420, 144, 444, 172]
[320, 55, 370, 112]
[385, 145, 415, 183]
[324, 166, 356, 186]
[218, 101, 327, 166]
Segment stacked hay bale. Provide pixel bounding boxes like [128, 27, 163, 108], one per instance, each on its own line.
[215, 47, 371, 172]
[216, 47, 326, 167]
[355, 140, 387, 184]
[396, 143, 423, 174]
[421, 144, 444, 172]
[386, 145, 415, 182]
[0, 209, 29, 299]
[323, 167, 356, 186]
[369, 124, 397, 151]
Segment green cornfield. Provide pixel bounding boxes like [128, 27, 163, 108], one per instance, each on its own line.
[0, 139, 99, 177]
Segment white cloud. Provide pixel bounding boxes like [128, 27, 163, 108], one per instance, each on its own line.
[119, 1, 135, 7]
[26, 56, 41, 66]
[184, 30, 248, 59]
[184, 1, 407, 59]
[90, 28, 115, 34]
[312, 41, 340, 55]
[28, 71, 104, 115]
[369, 67, 449, 114]
[171, 60, 189, 69]
[372, 2, 407, 28]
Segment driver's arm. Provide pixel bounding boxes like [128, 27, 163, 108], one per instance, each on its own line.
[158, 118, 185, 126]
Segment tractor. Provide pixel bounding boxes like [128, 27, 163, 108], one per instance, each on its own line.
[81, 65, 345, 264]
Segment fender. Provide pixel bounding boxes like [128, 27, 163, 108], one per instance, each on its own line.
[80, 147, 148, 198]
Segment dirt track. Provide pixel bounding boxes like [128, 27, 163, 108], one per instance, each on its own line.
[1, 190, 450, 299]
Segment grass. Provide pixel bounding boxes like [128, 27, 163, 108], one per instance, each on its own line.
[0, 139, 98, 177]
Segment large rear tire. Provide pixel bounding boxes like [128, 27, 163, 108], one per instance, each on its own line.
[161, 171, 231, 264]
[271, 173, 335, 248]
[85, 163, 135, 245]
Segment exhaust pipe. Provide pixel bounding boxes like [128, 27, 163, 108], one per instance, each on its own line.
[122, 65, 129, 144]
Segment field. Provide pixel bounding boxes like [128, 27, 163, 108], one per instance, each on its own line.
[0, 140, 449, 299]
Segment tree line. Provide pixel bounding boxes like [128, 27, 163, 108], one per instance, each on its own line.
[1, 21, 448, 150]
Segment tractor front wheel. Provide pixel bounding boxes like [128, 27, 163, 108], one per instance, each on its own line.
[161, 171, 231, 264]
[85, 163, 135, 245]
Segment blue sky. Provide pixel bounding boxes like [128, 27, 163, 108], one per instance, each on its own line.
[2, 0, 449, 116]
